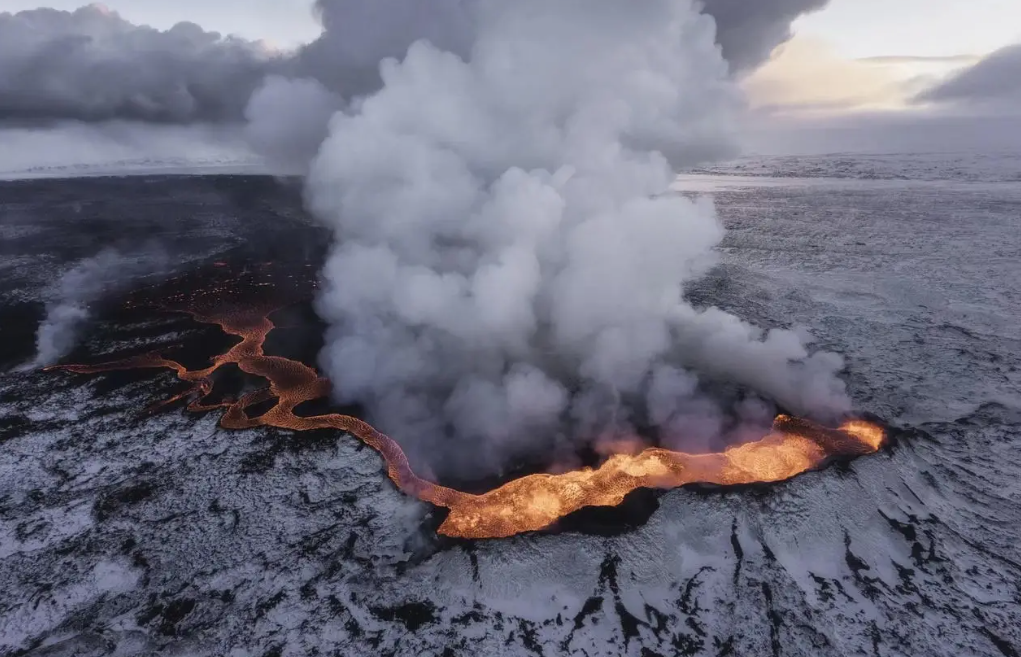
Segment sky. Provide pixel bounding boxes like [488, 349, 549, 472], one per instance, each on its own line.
[5, 0, 1019, 57]
[2, 0, 1019, 170]
[794, 0, 1021, 59]
[748, 0, 1020, 117]
[6, 0, 1017, 117]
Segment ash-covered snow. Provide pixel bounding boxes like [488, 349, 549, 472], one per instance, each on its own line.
[1, 168, 1020, 656]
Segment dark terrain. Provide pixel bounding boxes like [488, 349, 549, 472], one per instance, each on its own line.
[0, 171, 1019, 656]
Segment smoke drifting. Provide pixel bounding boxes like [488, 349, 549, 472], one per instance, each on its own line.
[34, 248, 169, 367]
[299, 0, 850, 476]
[0, 5, 274, 124]
[296, 0, 476, 95]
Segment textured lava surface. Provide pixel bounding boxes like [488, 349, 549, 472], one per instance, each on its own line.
[1, 165, 1020, 656]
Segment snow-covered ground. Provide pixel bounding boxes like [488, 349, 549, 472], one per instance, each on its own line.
[1, 163, 1019, 656]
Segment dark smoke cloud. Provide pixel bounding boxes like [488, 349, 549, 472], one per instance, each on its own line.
[298, 0, 827, 91]
[0, 5, 275, 124]
[916, 43, 1021, 110]
[699, 0, 830, 72]
[295, 0, 475, 95]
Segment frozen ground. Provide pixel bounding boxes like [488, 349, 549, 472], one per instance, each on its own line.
[1, 161, 1020, 656]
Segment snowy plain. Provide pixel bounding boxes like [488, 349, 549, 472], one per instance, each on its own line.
[0, 154, 1019, 656]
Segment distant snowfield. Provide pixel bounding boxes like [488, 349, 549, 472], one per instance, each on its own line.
[0, 122, 279, 180]
[688, 151, 1021, 182]
[7, 122, 1021, 191]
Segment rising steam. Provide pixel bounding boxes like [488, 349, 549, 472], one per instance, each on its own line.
[33, 248, 169, 367]
[289, 0, 852, 477]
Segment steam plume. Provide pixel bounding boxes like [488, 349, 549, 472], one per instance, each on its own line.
[34, 248, 169, 367]
[301, 0, 850, 476]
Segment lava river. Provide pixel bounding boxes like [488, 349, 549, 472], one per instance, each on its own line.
[54, 305, 886, 539]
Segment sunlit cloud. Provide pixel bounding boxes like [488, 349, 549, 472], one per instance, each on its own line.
[743, 37, 977, 116]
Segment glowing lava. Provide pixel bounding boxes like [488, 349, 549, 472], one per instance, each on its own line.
[54, 305, 886, 539]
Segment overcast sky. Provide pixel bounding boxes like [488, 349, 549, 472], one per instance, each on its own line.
[5, 0, 1020, 56]
[3, 0, 324, 47]
[796, 0, 1020, 59]
[2, 0, 1019, 171]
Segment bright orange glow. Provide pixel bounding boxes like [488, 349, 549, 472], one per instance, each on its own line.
[53, 305, 886, 539]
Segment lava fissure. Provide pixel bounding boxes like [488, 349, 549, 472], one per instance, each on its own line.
[55, 306, 886, 539]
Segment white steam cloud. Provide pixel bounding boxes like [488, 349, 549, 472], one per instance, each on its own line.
[297, 0, 851, 476]
[33, 248, 169, 367]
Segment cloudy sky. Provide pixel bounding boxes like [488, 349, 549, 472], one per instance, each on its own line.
[5, 0, 1018, 119]
[752, 0, 1019, 115]
[1, 0, 1019, 174]
[6, 0, 1019, 57]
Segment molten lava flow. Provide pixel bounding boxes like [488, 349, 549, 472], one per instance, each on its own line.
[55, 305, 886, 540]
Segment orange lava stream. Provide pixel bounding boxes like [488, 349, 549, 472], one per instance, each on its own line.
[55, 307, 886, 539]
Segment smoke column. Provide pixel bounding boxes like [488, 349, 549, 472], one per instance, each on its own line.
[33, 248, 169, 367]
[295, 0, 851, 477]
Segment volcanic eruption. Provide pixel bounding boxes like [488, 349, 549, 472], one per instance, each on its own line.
[284, 0, 859, 481]
[53, 261, 885, 540]
[44, 0, 892, 540]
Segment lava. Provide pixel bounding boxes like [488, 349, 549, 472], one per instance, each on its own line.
[54, 305, 886, 540]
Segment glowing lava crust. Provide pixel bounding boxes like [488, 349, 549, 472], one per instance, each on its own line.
[54, 305, 886, 539]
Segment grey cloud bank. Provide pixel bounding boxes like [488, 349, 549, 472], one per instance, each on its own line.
[918, 43, 1021, 111]
[14, 0, 859, 479]
[1, 0, 829, 127]
[297, 0, 851, 476]
[0, 5, 275, 125]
